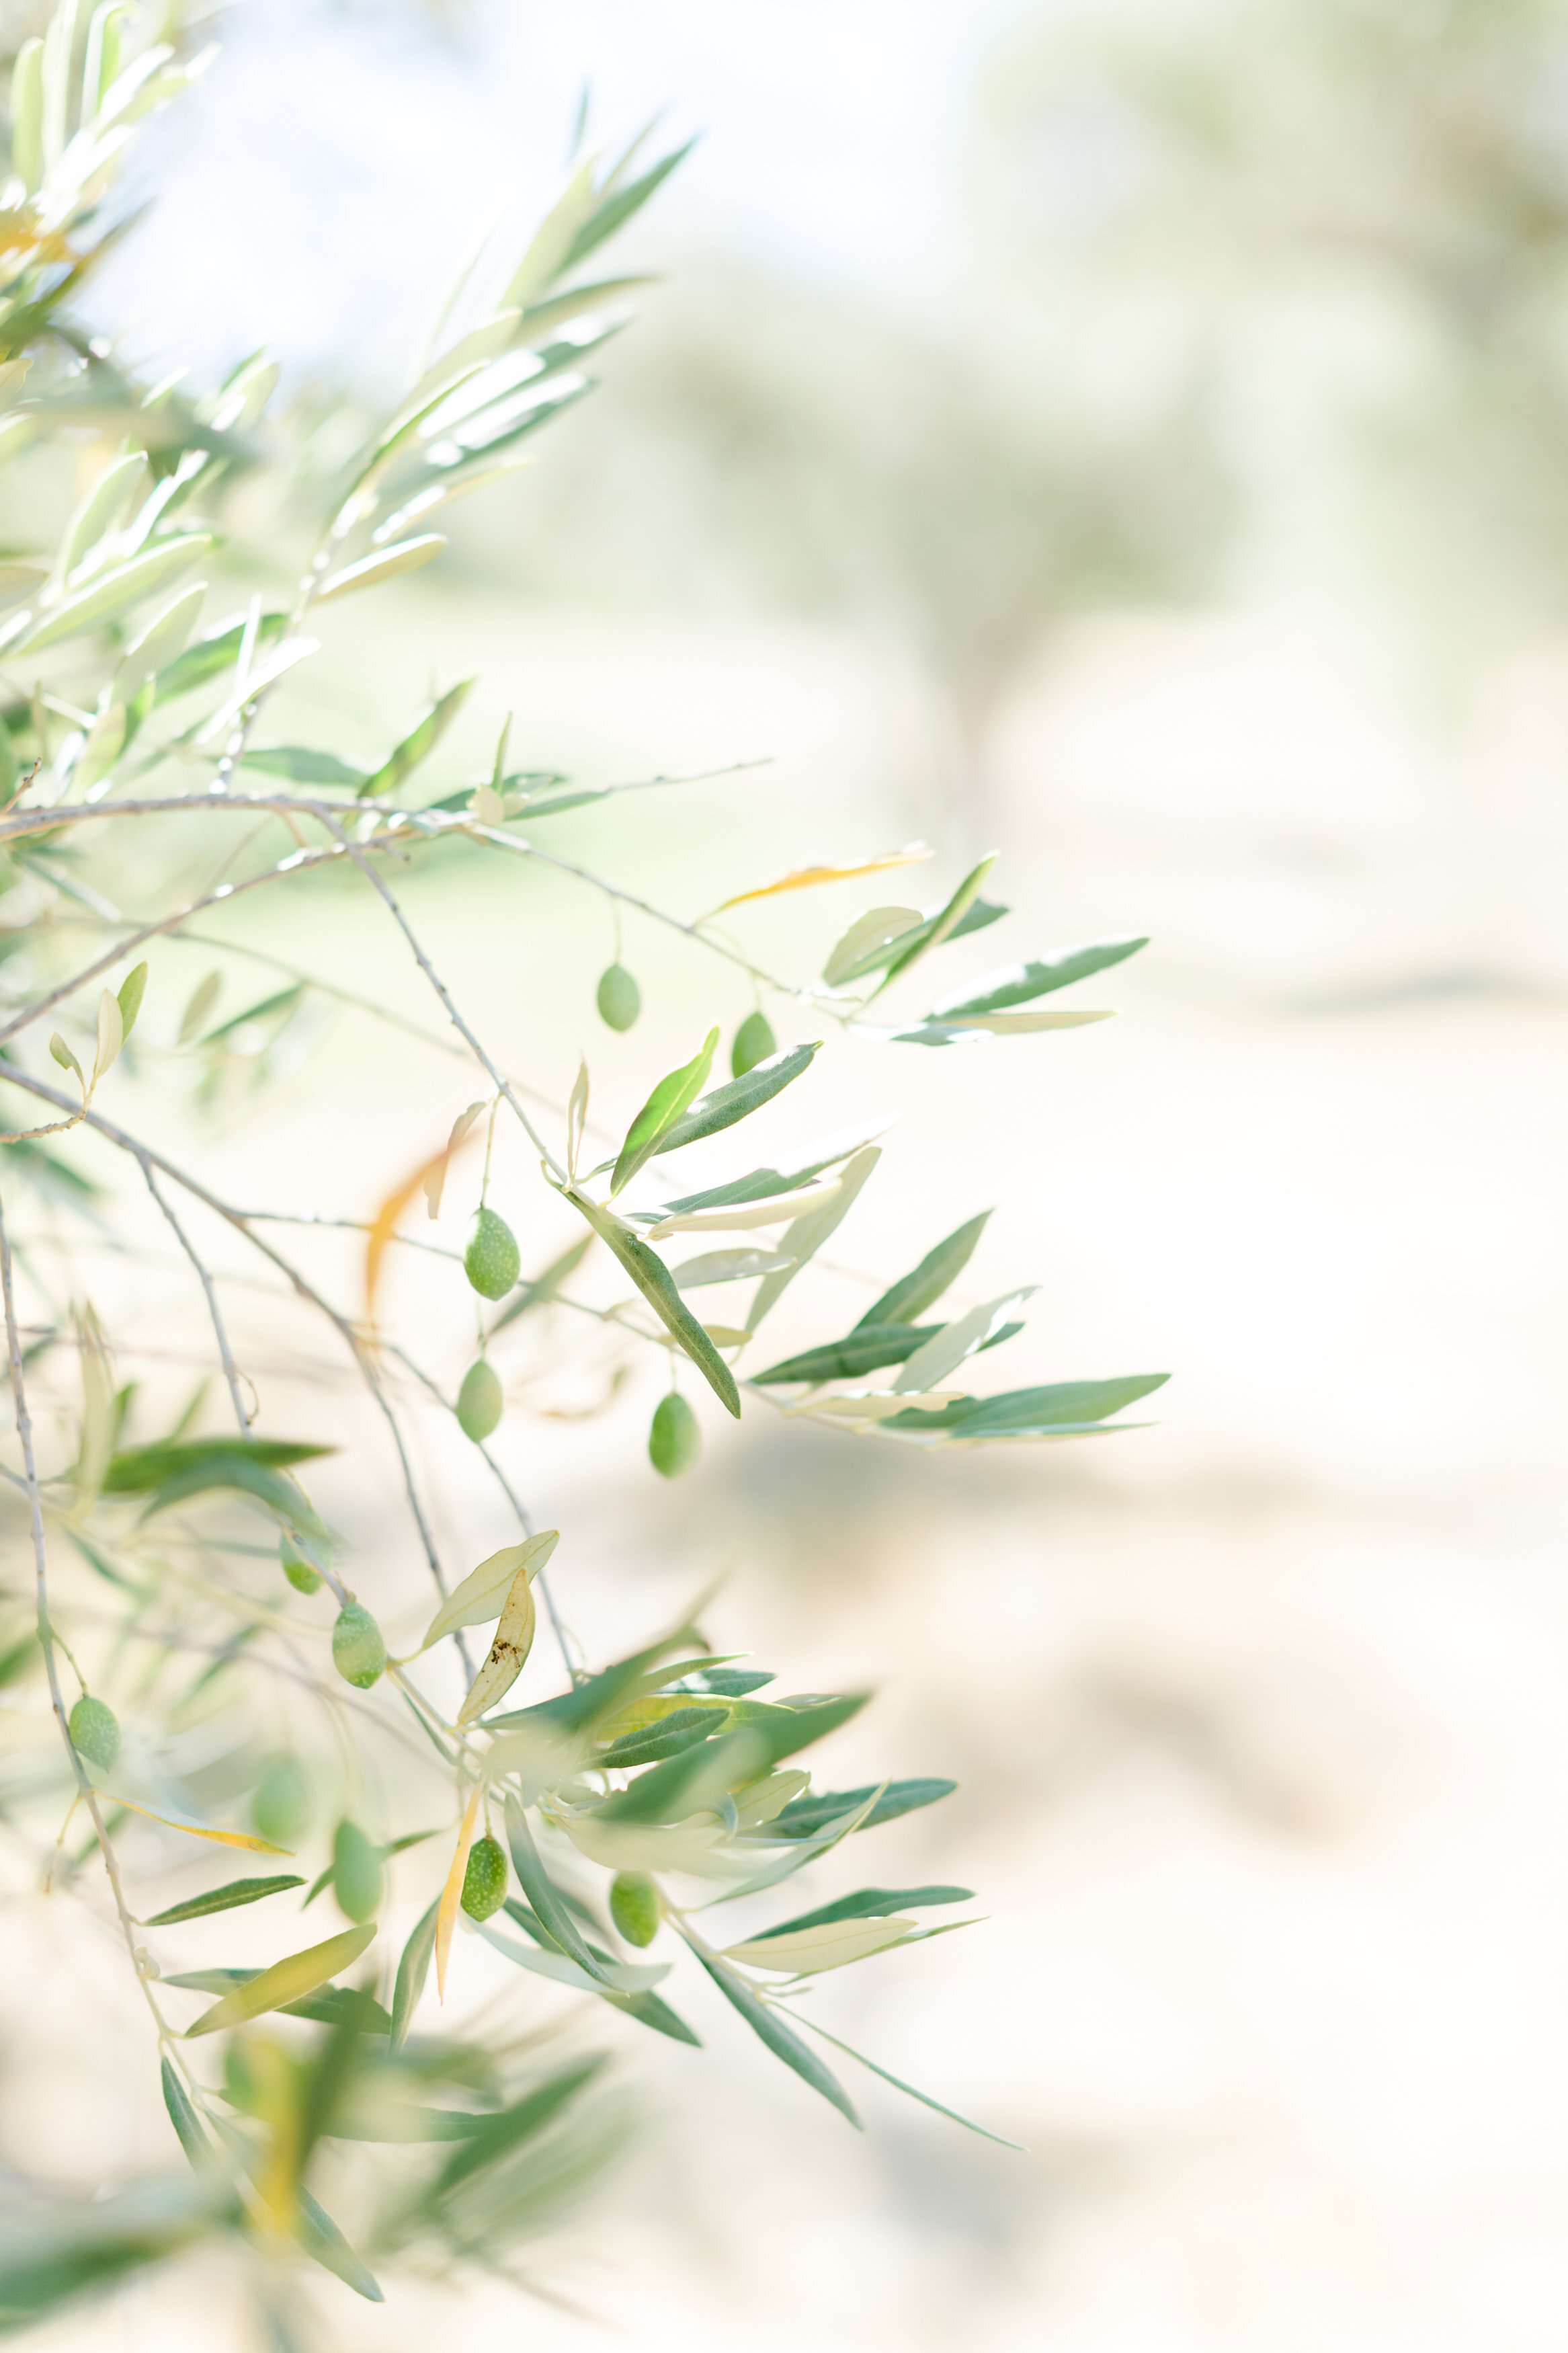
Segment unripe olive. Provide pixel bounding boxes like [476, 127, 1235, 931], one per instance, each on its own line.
[649, 1392, 700, 1478]
[331, 1601, 386, 1689]
[610, 1870, 661, 1947]
[68, 1693, 120, 1772]
[251, 1753, 311, 1846]
[460, 1833, 507, 1921]
[332, 1818, 383, 1923]
[280, 1530, 323, 1593]
[731, 1009, 776, 1078]
[596, 962, 641, 1032]
[464, 1206, 520, 1300]
[456, 1358, 502, 1441]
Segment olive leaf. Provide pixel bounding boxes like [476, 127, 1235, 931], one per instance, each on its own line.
[183, 1923, 376, 2035]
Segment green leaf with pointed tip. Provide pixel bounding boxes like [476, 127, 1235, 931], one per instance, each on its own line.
[753, 1885, 974, 1938]
[565, 1191, 740, 1414]
[745, 1145, 882, 1332]
[557, 140, 696, 276]
[783, 2009, 1022, 2149]
[239, 746, 366, 788]
[160, 2057, 211, 2168]
[359, 677, 474, 799]
[296, 2184, 384, 2302]
[686, 1943, 859, 2125]
[754, 1322, 945, 1384]
[651, 1041, 820, 1158]
[153, 612, 287, 703]
[431, 2059, 606, 2196]
[650, 1122, 888, 1218]
[142, 1874, 304, 1926]
[610, 1027, 719, 1195]
[829, 893, 1009, 986]
[102, 1436, 329, 1491]
[596, 1707, 729, 1768]
[18, 534, 214, 653]
[854, 1211, 991, 1330]
[927, 935, 1149, 1021]
[597, 1695, 866, 1825]
[770, 1778, 957, 1840]
[880, 1373, 1169, 1439]
[489, 1233, 593, 1332]
[868, 854, 997, 1000]
[601, 1985, 702, 2044]
[390, 1897, 438, 2052]
[503, 1798, 614, 1984]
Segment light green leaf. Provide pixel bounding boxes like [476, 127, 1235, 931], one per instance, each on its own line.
[723, 1917, 917, 1972]
[360, 676, 473, 799]
[928, 936, 1149, 1019]
[567, 1193, 741, 1415]
[784, 2009, 1022, 2148]
[141, 1874, 304, 1926]
[610, 1026, 719, 1195]
[73, 703, 126, 796]
[854, 1211, 991, 1329]
[650, 1041, 820, 1159]
[753, 1884, 974, 1937]
[684, 1940, 860, 2125]
[892, 1288, 1037, 1392]
[59, 450, 149, 580]
[18, 534, 214, 653]
[823, 906, 922, 987]
[313, 534, 445, 603]
[390, 1897, 438, 2052]
[184, 1923, 376, 2036]
[648, 1119, 893, 1218]
[419, 1529, 557, 1650]
[745, 1144, 881, 1331]
[868, 852, 997, 1000]
[240, 746, 365, 788]
[502, 1797, 614, 1985]
[879, 1373, 1170, 1442]
[673, 1247, 794, 1290]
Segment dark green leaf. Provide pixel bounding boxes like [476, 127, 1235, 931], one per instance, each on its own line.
[358, 677, 473, 799]
[645, 1125, 887, 1220]
[565, 1191, 739, 1416]
[595, 1706, 728, 1768]
[854, 1211, 991, 1330]
[927, 935, 1149, 1021]
[432, 2059, 606, 2195]
[881, 1373, 1169, 1438]
[770, 1778, 957, 1840]
[609, 1027, 718, 1195]
[487, 1632, 692, 1737]
[142, 1874, 304, 1926]
[651, 1042, 820, 1158]
[753, 1322, 946, 1384]
[600, 1985, 702, 2044]
[488, 1232, 593, 1334]
[752, 1886, 974, 1938]
[596, 1696, 865, 1825]
[686, 1944, 858, 2125]
[198, 985, 304, 1045]
[503, 1798, 613, 1983]
[239, 746, 366, 789]
[102, 1437, 331, 1490]
[390, 1898, 439, 2052]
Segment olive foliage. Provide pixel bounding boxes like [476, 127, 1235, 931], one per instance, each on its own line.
[0, 5, 1163, 2339]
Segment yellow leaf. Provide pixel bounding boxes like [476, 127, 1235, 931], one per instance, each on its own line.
[455, 1564, 538, 1725]
[436, 1782, 484, 2000]
[698, 843, 932, 924]
[366, 1121, 481, 1318]
[419, 1529, 558, 1651]
[700, 1325, 750, 1347]
[185, 1923, 376, 2036]
[423, 1099, 485, 1221]
[112, 1795, 293, 1853]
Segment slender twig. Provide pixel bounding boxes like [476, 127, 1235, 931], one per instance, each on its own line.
[140, 1160, 253, 1433]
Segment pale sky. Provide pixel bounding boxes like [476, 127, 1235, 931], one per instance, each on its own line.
[95, 0, 1026, 390]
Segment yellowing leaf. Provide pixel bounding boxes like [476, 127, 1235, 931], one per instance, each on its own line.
[185, 1923, 376, 2036]
[315, 534, 446, 603]
[435, 1782, 484, 2000]
[788, 1390, 964, 1423]
[422, 1100, 485, 1221]
[112, 1795, 294, 1853]
[723, 1916, 917, 1973]
[93, 988, 123, 1086]
[936, 1008, 1113, 1035]
[698, 844, 932, 923]
[455, 1562, 539, 1724]
[419, 1529, 558, 1651]
[366, 1123, 481, 1317]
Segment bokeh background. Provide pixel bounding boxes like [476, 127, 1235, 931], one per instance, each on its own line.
[9, 0, 1568, 2346]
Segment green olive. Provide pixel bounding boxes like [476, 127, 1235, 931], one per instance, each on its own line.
[331, 1601, 386, 1689]
[609, 1870, 661, 1946]
[279, 1529, 323, 1593]
[731, 1009, 776, 1078]
[456, 1358, 503, 1441]
[649, 1392, 700, 1478]
[596, 963, 641, 1032]
[251, 1753, 311, 1846]
[460, 1833, 507, 1921]
[464, 1207, 520, 1300]
[68, 1693, 120, 1772]
[332, 1818, 383, 1923]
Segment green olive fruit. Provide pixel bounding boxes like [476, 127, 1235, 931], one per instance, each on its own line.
[464, 1206, 520, 1300]
[460, 1833, 507, 1921]
[649, 1392, 700, 1478]
[279, 1529, 323, 1593]
[596, 962, 641, 1032]
[609, 1870, 661, 1947]
[332, 1818, 383, 1923]
[331, 1601, 386, 1689]
[731, 1009, 776, 1078]
[251, 1753, 311, 1846]
[456, 1358, 503, 1441]
[68, 1693, 120, 1772]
